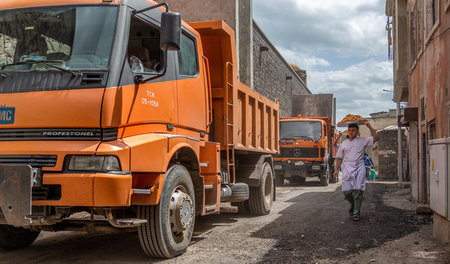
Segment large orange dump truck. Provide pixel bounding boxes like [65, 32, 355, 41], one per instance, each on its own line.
[274, 116, 340, 186]
[0, 0, 279, 258]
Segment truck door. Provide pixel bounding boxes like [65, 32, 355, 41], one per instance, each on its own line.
[176, 33, 207, 137]
[120, 13, 177, 129]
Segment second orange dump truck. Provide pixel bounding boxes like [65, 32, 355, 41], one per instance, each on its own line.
[274, 115, 340, 186]
[0, 0, 279, 259]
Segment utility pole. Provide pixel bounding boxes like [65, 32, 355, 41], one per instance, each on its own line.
[396, 102, 403, 182]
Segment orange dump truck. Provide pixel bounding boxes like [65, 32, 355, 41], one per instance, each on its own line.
[274, 116, 340, 186]
[0, 0, 279, 258]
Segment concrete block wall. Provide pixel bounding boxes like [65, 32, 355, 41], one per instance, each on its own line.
[253, 22, 311, 117]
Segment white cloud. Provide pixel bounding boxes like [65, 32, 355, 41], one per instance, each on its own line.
[253, 0, 388, 59]
[277, 47, 331, 69]
[253, 0, 395, 122]
[308, 60, 396, 122]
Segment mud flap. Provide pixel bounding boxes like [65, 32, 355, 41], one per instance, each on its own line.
[0, 165, 32, 227]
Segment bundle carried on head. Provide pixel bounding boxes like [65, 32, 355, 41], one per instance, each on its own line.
[337, 114, 367, 127]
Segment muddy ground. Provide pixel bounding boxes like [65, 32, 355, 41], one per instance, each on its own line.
[1, 180, 449, 263]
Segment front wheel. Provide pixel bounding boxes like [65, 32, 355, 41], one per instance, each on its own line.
[137, 165, 195, 259]
[0, 225, 40, 250]
[320, 164, 329, 186]
[248, 162, 274, 215]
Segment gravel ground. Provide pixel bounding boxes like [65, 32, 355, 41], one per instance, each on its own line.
[0, 180, 448, 263]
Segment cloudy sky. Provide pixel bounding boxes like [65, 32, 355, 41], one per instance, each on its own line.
[253, 0, 396, 123]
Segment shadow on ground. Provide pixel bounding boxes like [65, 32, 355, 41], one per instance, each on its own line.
[252, 183, 431, 263]
[0, 209, 241, 263]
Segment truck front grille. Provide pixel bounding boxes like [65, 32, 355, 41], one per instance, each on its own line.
[0, 155, 57, 168]
[32, 185, 61, 201]
[280, 148, 319, 158]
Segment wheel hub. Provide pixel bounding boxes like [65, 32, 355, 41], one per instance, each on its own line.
[169, 188, 194, 234]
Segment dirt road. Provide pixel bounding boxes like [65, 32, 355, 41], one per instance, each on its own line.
[1, 181, 449, 263]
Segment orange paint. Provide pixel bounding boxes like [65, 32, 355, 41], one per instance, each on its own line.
[0, 2, 279, 216]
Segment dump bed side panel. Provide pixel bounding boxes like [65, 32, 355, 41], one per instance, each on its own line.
[190, 20, 279, 154]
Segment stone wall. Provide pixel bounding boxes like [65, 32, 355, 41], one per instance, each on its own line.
[253, 22, 311, 117]
[377, 129, 407, 180]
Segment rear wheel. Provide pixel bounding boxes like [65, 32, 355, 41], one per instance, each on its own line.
[0, 225, 40, 250]
[137, 165, 195, 259]
[248, 162, 274, 215]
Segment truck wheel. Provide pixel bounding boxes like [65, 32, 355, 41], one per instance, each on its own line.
[137, 165, 195, 259]
[231, 200, 250, 215]
[248, 162, 274, 215]
[320, 164, 329, 186]
[0, 225, 40, 250]
[329, 165, 336, 183]
[229, 183, 249, 203]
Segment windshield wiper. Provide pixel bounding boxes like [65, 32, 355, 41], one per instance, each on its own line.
[297, 136, 314, 141]
[1, 60, 78, 77]
[280, 137, 296, 141]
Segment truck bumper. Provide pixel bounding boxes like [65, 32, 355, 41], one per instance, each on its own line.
[33, 172, 133, 207]
[0, 164, 133, 227]
[274, 160, 325, 177]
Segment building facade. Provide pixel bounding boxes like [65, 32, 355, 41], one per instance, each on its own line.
[386, 0, 449, 243]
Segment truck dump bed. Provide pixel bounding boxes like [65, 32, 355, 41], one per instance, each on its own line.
[190, 21, 279, 154]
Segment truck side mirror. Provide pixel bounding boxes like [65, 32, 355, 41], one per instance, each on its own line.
[160, 12, 181, 51]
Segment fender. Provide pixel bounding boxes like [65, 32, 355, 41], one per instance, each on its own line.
[131, 136, 200, 206]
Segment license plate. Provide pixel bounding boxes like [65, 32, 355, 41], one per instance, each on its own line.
[274, 165, 282, 170]
[312, 165, 321, 170]
[0, 107, 15, 124]
[295, 161, 304, 166]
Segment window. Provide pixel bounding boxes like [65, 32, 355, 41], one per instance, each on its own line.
[425, 0, 439, 35]
[127, 15, 162, 73]
[417, 0, 424, 51]
[0, 6, 118, 71]
[279, 121, 322, 141]
[409, 6, 417, 65]
[178, 34, 198, 76]
[433, 0, 439, 24]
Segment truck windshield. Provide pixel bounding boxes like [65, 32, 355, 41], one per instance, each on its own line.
[0, 6, 117, 71]
[280, 121, 322, 141]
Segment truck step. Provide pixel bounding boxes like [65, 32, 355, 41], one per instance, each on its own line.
[204, 184, 214, 190]
[133, 188, 151, 195]
[205, 205, 217, 212]
[115, 218, 147, 226]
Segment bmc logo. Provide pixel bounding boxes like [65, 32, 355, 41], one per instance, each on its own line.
[0, 108, 15, 124]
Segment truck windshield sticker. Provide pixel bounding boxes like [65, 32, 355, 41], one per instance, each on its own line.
[0, 107, 14, 124]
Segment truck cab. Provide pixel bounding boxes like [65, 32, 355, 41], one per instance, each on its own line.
[274, 116, 337, 186]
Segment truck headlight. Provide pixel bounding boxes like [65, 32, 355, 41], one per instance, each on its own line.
[65, 155, 121, 172]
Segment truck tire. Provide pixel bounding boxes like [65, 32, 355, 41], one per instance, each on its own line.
[229, 183, 249, 203]
[248, 162, 274, 215]
[0, 225, 40, 250]
[320, 163, 329, 186]
[231, 200, 250, 215]
[137, 165, 195, 259]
